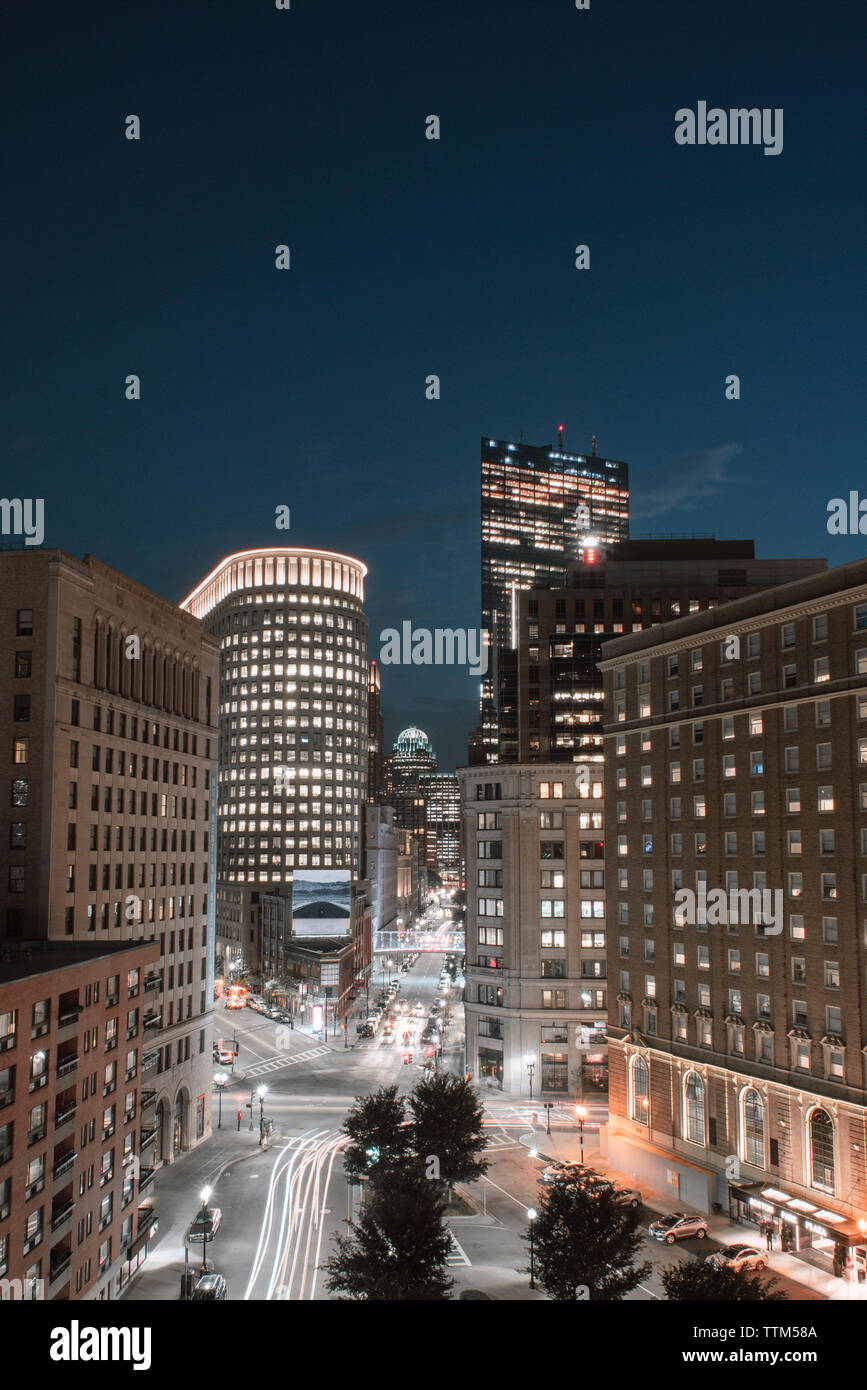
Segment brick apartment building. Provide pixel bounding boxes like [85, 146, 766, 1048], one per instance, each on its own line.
[600, 558, 867, 1284]
[0, 942, 158, 1300]
[0, 550, 219, 1297]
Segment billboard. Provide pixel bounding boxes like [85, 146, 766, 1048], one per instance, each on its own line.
[292, 870, 352, 937]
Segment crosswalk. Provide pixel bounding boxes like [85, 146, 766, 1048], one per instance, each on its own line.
[482, 1102, 579, 1126]
[446, 1233, 472, 1267]
[244, 1045, 330, 1078]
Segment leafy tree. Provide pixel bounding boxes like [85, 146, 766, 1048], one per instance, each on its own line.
[662, 1258, 787, 1301]
[342, 1085, 411, 1182]
[324, 1167, 453, 1301]
[408, 1072, 489, 1191]
[526, 1178, 651, 1300]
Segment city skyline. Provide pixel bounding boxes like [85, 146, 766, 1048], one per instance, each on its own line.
[5, 0, 866, 769]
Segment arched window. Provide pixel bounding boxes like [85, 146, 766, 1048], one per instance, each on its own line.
[742, 1088, 765, 1168]
[683, 1071, 705, 1146]
[629, 1055, 649, 1125]
[810, 1109, 835, 1194]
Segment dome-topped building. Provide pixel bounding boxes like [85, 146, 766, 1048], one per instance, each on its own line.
[394, 725, 434, 759]
[385, 724, 437, 843]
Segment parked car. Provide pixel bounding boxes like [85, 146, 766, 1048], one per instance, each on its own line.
[538, 1161, 598, 1187]
[190, 1273, 228, 1300]
[188, 1208, 222, 1243]
[649, 1212, 708, 1244]
[706, 1244, 766, 1273]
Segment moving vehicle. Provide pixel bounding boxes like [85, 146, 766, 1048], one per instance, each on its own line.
[188, 1208, 222, 1242]
[190, 1273, 228, 1301]
[649, 1213, 708, 1244]
[706, 1244, 765, 1273]
[214, 1049, 235, 1066]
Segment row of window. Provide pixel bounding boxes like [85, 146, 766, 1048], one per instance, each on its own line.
[628, 1061, 842, 1196]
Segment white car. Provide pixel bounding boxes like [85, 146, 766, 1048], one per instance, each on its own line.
[214, 1049, 235, 1066]
[706, 1244, 766, 1273]
[649, 1212, 708, 1244]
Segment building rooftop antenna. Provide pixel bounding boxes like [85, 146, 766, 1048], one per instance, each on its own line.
[591, 434, 597, 457]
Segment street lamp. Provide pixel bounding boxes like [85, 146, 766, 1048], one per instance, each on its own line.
[199, 1185, 212, 1274]
[576, 1104, 587, 1165]
[527, 1208, 538, 1289]
[214, 1073, 228, 1129]
[525, 1053, 536, 1099]
[257, 1084, 267, 1143]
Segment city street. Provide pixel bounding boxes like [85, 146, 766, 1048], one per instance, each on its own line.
[123, 944, 464, 1302]
[122, 941, 828, 1303]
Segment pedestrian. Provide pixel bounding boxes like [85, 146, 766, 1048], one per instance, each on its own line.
[765, 1223, 774, 1252]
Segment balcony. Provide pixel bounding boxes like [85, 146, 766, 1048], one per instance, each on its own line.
[54, 1103, 77, 1130]
[140, 1089, 156, 1108]
[57, 1005, 83, 1031]
[143, 974, 162, 994]
[49, 1246, 72, 1284]
[142, 1051, 159, 1073]
[56, 1055, 78, 1080]
[136, 1206, 157, 1239]
[52, 1150, 76, 1180]
[51, 1198, 75, 1233]
[142, 1013, 161, 1032]
[138, 1165, 155, 1191]
[139, 1126, 157, 1147]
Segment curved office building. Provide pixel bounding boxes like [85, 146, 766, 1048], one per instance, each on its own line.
[182, 549, 369, 889]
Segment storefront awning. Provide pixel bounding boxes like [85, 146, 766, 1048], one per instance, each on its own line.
[729, 1179, 866, 1247]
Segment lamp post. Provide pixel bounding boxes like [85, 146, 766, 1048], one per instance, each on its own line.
[525, 1053, 536, 1099]
[527, 1208, 538, 1289]
[199, 1184, 212, 1275]
[576, 1104, 587, 1165]
[214, 1073, 227, 1129]
[257, 1084, 267, 1143]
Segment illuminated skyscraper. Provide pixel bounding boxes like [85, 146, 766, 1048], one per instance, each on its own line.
[182, 548, 369, 972]
[479, 432, 630, 762]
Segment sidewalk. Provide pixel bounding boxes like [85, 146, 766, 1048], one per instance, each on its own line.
[516, 1128, 862, 1302]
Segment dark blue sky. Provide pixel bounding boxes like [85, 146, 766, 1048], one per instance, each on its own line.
[3, 0, 865, 769]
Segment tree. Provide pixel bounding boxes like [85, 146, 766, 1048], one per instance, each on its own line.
[324, 1166, 453, 1301]
[526, 1179, 651, 1300]
[408, 1072, 489, 1191]
[341, 1085, 412, 1182]
[662, 1259, 788, 1301]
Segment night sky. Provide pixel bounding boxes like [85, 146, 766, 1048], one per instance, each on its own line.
[3, 0, 865, 770]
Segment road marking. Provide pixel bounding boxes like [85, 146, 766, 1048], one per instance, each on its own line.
[245, 1046, 330, 1078]
[446, 1233, 472, 1267]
